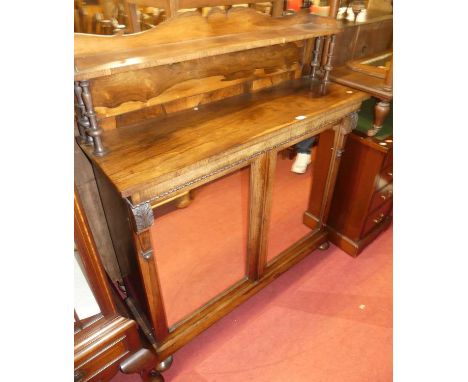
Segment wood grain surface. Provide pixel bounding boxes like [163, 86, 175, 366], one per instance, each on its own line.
[74, 8, 341, 80]
[80, 80, 367, 199]
[90, 42, 304, 121]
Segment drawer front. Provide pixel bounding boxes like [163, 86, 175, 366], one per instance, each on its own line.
[362, 199, 392, 237]
[375, 164, 393, 191]
[75, 336, 129, 382]
[369, 182, 393, 213]
[383, 147, 393, 169]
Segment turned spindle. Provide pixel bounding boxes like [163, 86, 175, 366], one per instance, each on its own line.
[322, 34, 336, 84]
[74, 81, 93, 145]
[310, 36, 324, 79]
[80, 80, 108, 156]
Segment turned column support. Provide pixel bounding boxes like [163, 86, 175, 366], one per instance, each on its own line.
[322, 34, 336, 85]
[74, 81, 93, 145]
[80, 80, 108, 156]
[310, 36, 324, 80]
[319, 0, 340, 69]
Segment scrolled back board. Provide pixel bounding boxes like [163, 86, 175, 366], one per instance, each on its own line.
[75, 8, 341, 128]
[74, 8, 341, 80]
[91, 42, 304, 127]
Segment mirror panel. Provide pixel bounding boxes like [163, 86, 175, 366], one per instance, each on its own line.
[266, 141, 318, 263]
[151, 167, 250, 327]
[74, 245, 102, 332]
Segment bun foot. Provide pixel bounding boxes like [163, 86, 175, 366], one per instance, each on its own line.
[120, 349, 166, 382]
[156, 355, 173, 372]
[318, 241, 330, 250]
[176, 191, 192, 209]
[148, 370, 165, 382]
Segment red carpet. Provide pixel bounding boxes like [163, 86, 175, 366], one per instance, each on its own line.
[112, 153, 393, 381]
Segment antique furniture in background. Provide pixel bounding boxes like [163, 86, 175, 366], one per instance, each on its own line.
[74, 5, 369, 380]
[75, 0, 283, 34]
[330, 3, 392, 136]
[75, 187, 164, 382]
[124, 0, 171, 32]
[75, 0, 127, 34]
[331, 49, 392, 136]
[325, 99, 392, 256]
[124, 0, 283, 33]
[332, 6, 392, 65]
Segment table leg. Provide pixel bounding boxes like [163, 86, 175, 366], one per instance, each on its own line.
[368, 100, 390, 137]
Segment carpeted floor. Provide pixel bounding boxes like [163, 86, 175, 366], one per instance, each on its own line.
[111, 228, 392, 381]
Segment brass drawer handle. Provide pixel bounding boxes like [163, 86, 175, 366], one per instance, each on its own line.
[373, 213, 385, 224]
[381, 190, 393, 200]
[387, 171, 393, 176]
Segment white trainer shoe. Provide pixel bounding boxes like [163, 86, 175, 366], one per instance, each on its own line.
[291, 153, 312, 174]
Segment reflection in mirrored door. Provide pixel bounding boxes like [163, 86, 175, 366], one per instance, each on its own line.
[151, 167, 250, 328]
[74, 244, 102, 333]
[266, 140, 319, 264]
[74, 186, 117, 334]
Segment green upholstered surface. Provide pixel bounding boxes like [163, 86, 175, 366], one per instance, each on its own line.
[355, 98, 393, 140]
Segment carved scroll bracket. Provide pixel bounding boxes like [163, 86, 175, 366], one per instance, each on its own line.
[334, 111, 359, 135]
[126, 199, 154, 234]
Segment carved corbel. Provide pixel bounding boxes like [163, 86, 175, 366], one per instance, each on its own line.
[127, 200, 154, 234]
[334, 111, 359, 135]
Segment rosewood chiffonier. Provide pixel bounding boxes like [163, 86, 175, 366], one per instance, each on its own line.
[74, 7, 368, 380]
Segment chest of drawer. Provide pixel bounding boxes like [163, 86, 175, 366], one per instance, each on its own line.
[369, 182, 393, 213]
[383, 148, 393, 169]
[375, 164, 393, 191]
[362, 199, 392, 237]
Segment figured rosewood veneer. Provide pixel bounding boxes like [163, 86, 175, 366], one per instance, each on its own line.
[75, 8, 369, 380]
[83, 80, 366, 199]
[74, 8, 340, 80]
